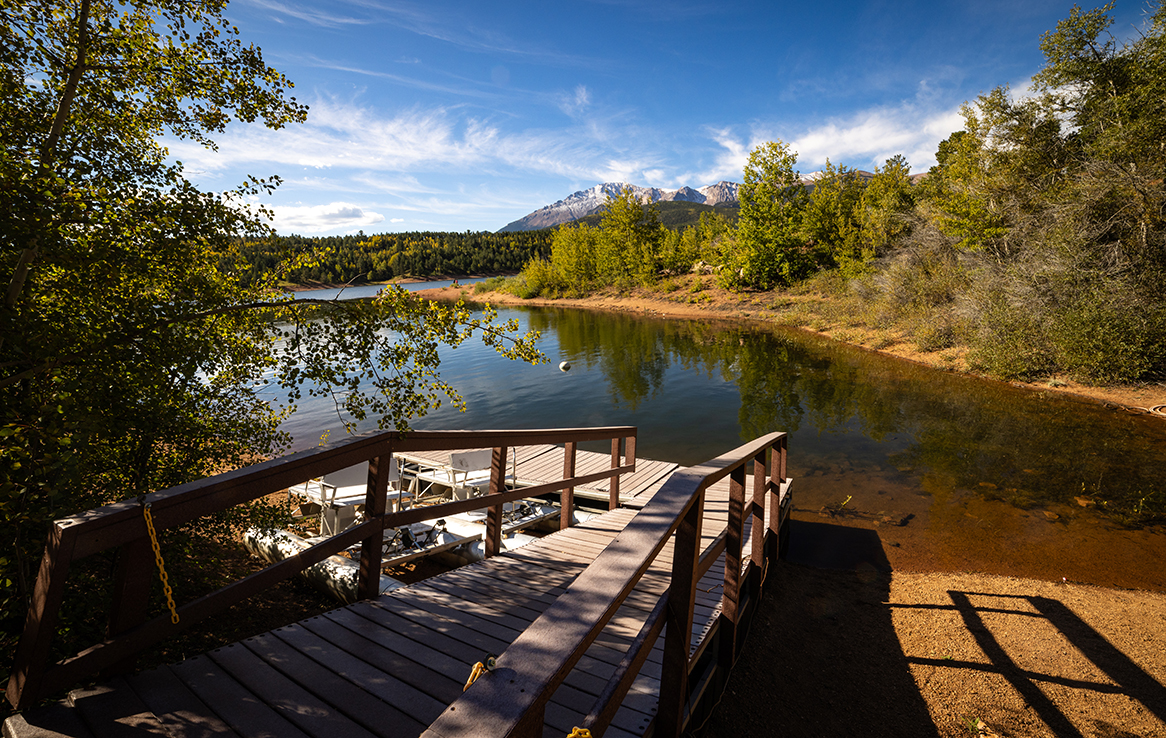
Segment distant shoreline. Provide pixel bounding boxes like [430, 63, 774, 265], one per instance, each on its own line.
[279, 273, 512, 292]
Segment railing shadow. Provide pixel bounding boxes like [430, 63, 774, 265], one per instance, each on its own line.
[694, 520, 941, 737]
[894, 590, 1166, 738]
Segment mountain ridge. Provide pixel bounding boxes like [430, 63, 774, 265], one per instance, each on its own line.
[499, 181, 741, 232]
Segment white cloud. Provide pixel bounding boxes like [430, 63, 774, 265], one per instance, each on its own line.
[171, 97, 669, 189]
[557, 85, 591, 117]
[688, 100, 966, 183]
[264, 202, 385, 233]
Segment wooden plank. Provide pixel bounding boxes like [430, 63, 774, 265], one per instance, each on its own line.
[324, 608, 476, 689]
[207, 642, 379, 738]
[171, 654, 312, 738]
[370, 598, 623, 701]
[296, 612, 463, 706]
[242, 631, 419, 738]
[126, 665, 241, 738]
[68, 680, 169, 737]
[270, 622, 441, 727]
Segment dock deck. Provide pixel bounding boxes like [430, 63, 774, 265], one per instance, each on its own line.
[5, 429, 790, 738]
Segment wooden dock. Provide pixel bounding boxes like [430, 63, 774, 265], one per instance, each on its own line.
[5, 428, 791, 738]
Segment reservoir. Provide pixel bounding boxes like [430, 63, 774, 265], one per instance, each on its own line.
[276, 285, 1166, 591]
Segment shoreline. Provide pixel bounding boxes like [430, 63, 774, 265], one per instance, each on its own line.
[417, 282, 1166, 416]
[278, 273, 511, 292]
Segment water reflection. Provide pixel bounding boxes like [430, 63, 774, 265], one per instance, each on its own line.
[279, 301, 1164, 537]
[522, 307, 1166, 523]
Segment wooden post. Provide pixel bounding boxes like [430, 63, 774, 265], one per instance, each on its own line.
[7, 524, 77, 709]
[657, 490, 703, 737]
[561, 442, 577, 531]
[718, 465, 746, 674]
[101, 536, 153, 678]
[769, 438, 787, 561]
[749, 451, 767, 599]
[609, 437, 621, 510]
[358, 451, 393, 600]
[485, 446, 508, 558]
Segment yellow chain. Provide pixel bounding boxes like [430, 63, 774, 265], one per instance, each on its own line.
[567, 729, 591, 738]
[143, 503, 180, 625]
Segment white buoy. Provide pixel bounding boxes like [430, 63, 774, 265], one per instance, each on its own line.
[559, 361, 571, 372]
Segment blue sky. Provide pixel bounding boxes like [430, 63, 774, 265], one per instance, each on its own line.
[171, 0, 1149, 235]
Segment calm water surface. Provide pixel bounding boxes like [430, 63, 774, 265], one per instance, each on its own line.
[275, 288, 1166, 590]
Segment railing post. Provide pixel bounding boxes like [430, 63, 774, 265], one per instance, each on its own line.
[358, 450, 393, 600]
[561, 442, 577, 531]
[609, 437, 621, 510]
[749, 451, 767, 600]
[719, 465, 747, 675]
[485, 445, 508, 558]
[7, 524, 77, 710]
[768, 436, 787, 564]
[658, 489, 703, 737]
[101, 536, 154, 678]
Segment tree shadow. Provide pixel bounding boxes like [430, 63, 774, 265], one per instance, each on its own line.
[694, 520, 940, 737]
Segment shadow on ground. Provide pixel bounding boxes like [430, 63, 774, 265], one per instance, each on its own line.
[692, 520, 940, 737]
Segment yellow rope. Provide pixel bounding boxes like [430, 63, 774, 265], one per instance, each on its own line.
[143, 503, 180, 625]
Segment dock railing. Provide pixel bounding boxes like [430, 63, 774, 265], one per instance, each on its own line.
[422, 431, 790, 738]
[6, 426, 637, 711]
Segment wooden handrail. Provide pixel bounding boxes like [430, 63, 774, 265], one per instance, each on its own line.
[420, 432, 789, 738]
[7, 426, 637, 710]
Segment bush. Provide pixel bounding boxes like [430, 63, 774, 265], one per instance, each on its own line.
[967, 291, 1053, 379]
[472, 276, 508, 295]
[1048, 296, 1166, 384]
[915, 321, 957, 352]
[513, 257, 563, 298]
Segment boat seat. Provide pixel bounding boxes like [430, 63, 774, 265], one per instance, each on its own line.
[290, 460, 411, 536]
[448, 449, 518, 492]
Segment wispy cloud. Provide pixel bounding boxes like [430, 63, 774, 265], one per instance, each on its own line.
[263, 202, 385, 233]
[171, 97, 663, 186]
[557, 85, 591, 117]
[258, 0, 609, 70]
[248, 0, 372, 27]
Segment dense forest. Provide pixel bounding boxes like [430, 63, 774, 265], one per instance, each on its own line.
[509, 2, 1166, 387]
[235, 230, 555, 285]
[236, 200, 739, 286]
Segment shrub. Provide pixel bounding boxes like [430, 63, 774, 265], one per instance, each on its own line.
[967, 291, 1053, 379]
[1048, 296, 1165, 384]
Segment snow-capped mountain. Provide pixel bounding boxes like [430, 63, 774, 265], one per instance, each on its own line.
[499, 181, 740, 232]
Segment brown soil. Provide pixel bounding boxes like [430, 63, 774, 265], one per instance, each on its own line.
[420, 278, 1166, 414]
[695, 565, 1166, 738]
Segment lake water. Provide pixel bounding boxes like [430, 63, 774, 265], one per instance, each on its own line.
[276, 284, 1166, 590]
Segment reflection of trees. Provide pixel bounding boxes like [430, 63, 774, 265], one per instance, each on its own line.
[528, 307, 1166, 517]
